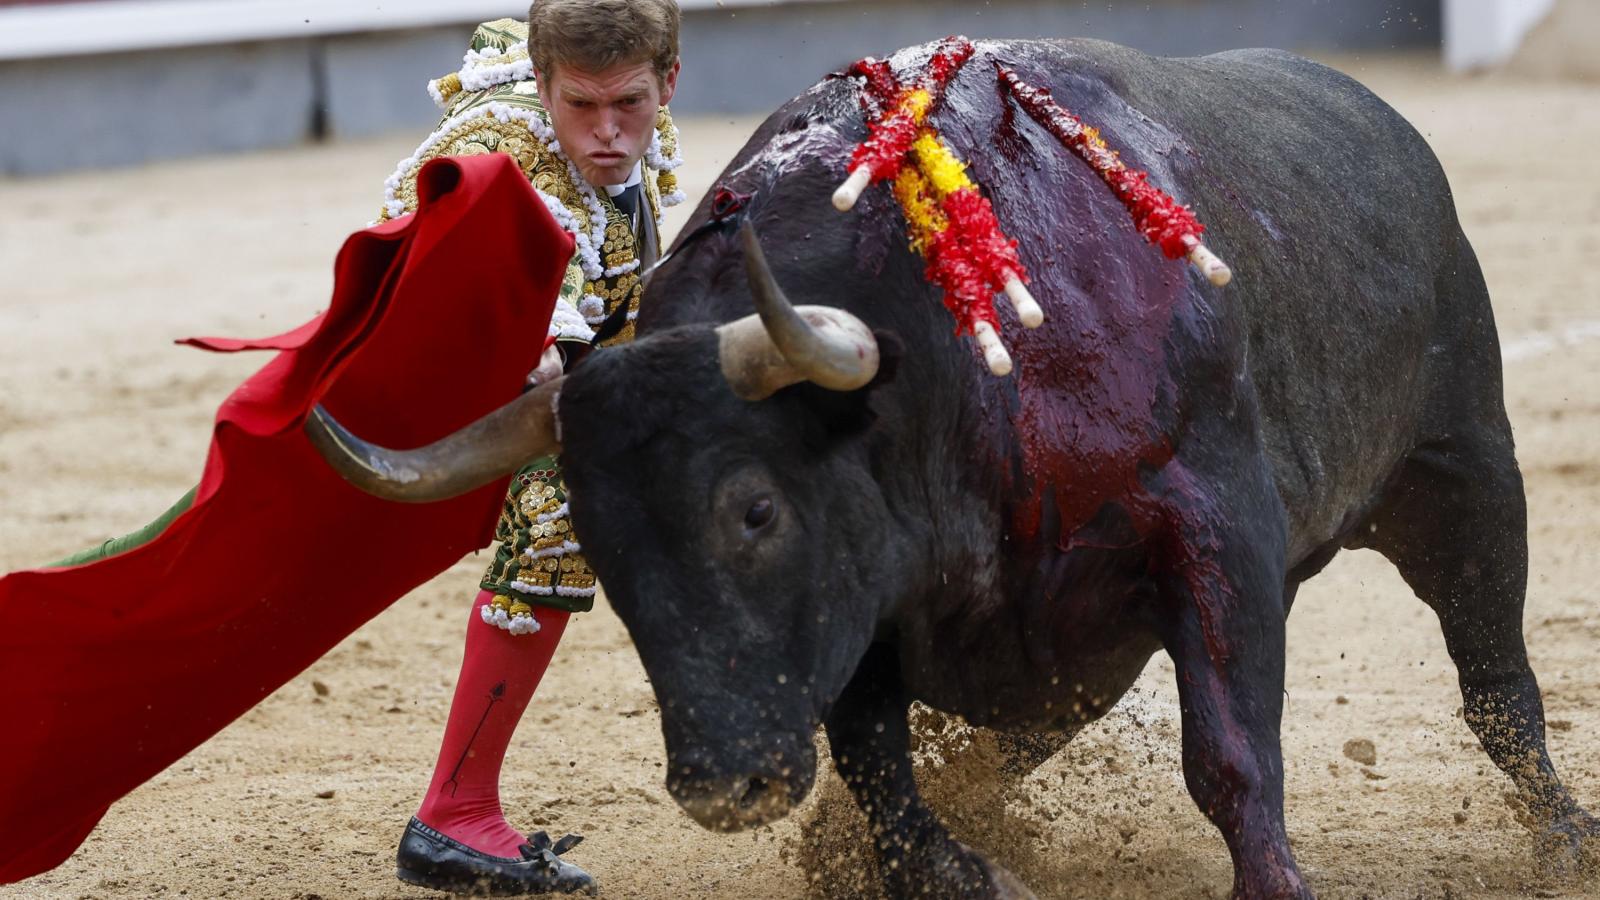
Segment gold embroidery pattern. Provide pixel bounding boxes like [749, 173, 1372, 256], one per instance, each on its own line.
[586, 198, 647, 346]
[468, 18, 527, 53]
[655, 106, 681, 200]
[480, 462, 597, 614]
[385, 118, 558, 221]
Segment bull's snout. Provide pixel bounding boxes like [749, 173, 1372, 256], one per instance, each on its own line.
[671, 771, 797, 831]
[666, 741, 816, 832]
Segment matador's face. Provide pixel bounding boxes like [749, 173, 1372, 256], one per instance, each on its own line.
[538, 59, 680, 188]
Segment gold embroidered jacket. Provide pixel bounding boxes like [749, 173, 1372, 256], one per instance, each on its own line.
[377, 18, 685, 616]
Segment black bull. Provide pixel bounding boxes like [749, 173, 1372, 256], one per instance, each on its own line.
[311, 39, 1597, 898]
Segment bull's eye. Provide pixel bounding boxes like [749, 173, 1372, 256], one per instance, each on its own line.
[744, 496, 776, 531]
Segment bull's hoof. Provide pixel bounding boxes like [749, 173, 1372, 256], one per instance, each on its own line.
[1228, 859, 1315, 900]
[882, 840, 1036, 900]
[1534, 808, 1600, 876]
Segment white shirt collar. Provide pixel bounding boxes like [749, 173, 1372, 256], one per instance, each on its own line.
[602, 162, 644, 197]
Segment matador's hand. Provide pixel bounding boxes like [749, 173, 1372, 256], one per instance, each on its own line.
[528, 343, 564, 386]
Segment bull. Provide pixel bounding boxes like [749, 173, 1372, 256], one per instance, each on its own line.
[308, 38, 1597, 898]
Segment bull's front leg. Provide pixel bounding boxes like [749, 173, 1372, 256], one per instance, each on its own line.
[824, 643, 1035, 899]
[1146, 459, 1313, 900]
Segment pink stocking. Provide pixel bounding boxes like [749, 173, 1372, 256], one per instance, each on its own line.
[414, 590, 569, 857]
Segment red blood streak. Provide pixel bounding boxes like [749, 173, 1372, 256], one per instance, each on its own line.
[846, 57, 901, 117]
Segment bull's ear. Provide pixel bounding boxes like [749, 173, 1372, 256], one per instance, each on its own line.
[795, 329, 903, 439]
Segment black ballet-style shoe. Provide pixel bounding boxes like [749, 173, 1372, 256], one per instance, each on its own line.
[396, 817, 597, 896]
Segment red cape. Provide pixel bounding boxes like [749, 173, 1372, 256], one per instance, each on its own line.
[0, 154, 572, 883]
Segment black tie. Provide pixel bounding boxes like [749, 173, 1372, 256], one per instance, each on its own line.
[612, 184, 642, 228]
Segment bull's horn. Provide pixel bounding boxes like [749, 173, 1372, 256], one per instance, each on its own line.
[305, 378, 563, 503]
[717, 221, 880, 401]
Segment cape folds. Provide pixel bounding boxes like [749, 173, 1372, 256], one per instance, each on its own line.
[0, 154, 572, 883]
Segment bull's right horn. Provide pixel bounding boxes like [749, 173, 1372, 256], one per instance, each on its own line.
[717, 221, 880, 401]
[304, 378, 563, 504]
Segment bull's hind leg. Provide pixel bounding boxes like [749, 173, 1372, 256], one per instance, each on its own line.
[1358, 428, 1599, 866]
[824, 643, 1036, 899]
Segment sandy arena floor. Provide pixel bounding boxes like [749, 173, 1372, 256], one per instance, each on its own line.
[1, 54, 1598, 899]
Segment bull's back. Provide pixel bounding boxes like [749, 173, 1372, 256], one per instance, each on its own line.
[1001, 39, 1477, 557]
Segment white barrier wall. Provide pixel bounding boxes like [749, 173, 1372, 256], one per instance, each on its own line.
[1443, 0, 1557, 70]
[0, 0, 842, 60]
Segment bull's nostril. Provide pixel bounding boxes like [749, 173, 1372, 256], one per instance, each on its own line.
[736, 776, 772, 810]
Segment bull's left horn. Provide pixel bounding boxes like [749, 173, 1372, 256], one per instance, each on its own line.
[718, 221, 879, 401]
[305, 378, 563, 503]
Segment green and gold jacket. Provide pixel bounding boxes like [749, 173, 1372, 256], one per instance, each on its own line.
[376, 19, 685, 626]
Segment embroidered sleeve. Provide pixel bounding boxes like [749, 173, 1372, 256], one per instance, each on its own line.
[548, 261, 595, 344]
[479, 460, 598, 621]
